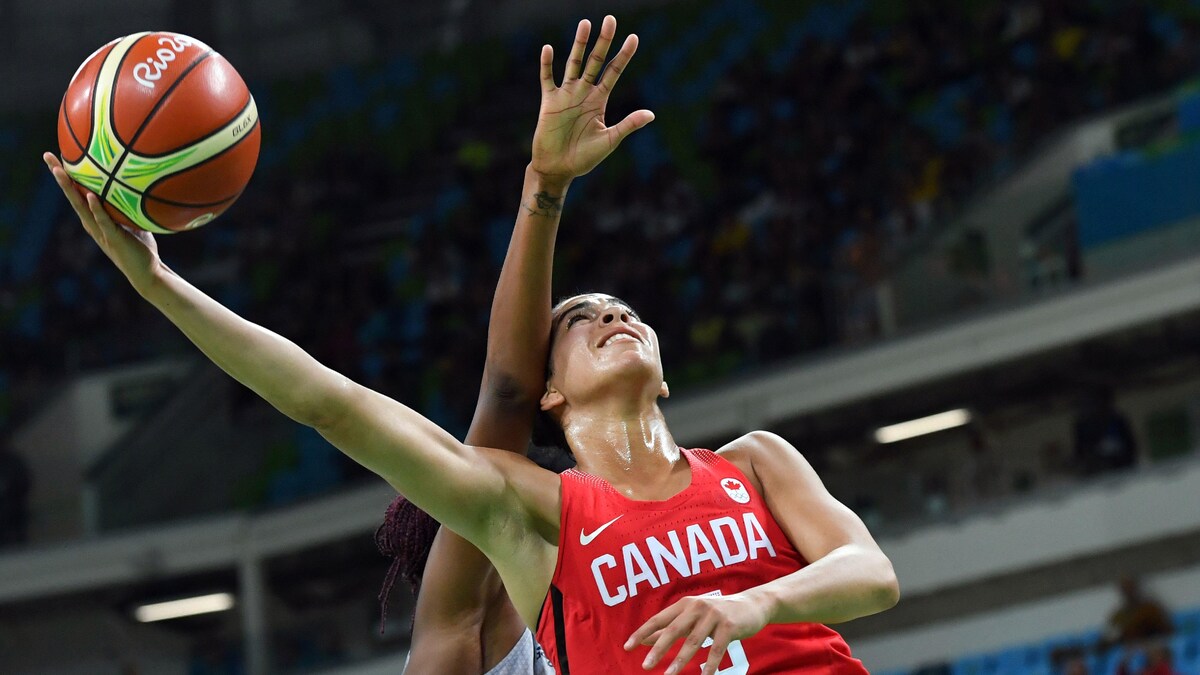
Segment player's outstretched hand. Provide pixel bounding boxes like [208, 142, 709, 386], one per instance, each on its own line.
[531, 15, 654, 181]
[624, 592, 769, 675]
[44, 152, 164, 292]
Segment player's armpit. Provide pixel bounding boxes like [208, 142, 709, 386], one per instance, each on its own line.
[316, 384, 560, 550]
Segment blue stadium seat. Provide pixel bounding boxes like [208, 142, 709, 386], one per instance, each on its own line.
[950, 654, 991, 675]
[1176, 607, 1200, 637]
[1175, 630, 1200, 673]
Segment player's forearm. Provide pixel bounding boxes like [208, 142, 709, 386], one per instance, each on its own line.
[482, 165, 571, 403]
[137, 267, 348, 428]
[137, 270, 485, 519]
[742, 544, 899, 625]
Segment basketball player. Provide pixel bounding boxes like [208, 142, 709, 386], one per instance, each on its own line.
[381, 18, 634, 673]
[45, 15, 899, 674]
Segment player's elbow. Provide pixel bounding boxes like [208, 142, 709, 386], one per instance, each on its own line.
[299, 373, 361, 431]
[870, 554, 901, 612]
[482, 370, 542, 410]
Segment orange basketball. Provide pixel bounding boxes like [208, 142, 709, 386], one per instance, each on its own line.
[57, 32, 260, 233]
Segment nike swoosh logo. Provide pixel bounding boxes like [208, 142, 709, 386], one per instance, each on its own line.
[580, 515, 623, 546]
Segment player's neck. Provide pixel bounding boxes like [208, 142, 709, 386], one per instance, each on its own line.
[564, 403, 683, 496]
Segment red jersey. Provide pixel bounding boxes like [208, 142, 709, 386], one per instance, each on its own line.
[535, 449, 868, 674]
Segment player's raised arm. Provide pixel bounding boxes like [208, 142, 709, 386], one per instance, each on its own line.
[474, 13, 654, 450]
[406, 15, 653, 669]
[42, 152, 545, 551]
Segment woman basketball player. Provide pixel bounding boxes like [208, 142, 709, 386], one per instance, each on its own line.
[45, 15, 899, 674]
[381, 18, 634, 673]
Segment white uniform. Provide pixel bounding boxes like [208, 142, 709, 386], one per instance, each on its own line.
[403, 629, 553, 675]
[485, 629, 555, 675]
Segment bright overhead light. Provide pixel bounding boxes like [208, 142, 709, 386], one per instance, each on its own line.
[874, 409, 972, 444]
[134, 592, 235, 623]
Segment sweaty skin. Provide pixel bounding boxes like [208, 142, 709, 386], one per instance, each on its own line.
[45, 15, 896, 675]
[404, 16, 652, 674]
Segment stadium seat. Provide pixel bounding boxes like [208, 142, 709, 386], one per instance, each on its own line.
[1176, 630, 1200, 673]
[950, 654, 991, 675]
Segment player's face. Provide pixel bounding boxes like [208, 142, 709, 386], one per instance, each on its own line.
[545, 293, 666, 407]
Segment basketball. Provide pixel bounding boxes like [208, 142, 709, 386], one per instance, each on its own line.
[56, 32, 259, 234]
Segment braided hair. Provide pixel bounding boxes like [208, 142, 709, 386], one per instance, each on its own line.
[374, 444, 575, 633]
[374, 494, 439, 634]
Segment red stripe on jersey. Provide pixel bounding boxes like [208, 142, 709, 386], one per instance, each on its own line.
[534, 448, 869, 673]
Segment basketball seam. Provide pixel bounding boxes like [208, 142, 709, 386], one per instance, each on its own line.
[105, 43, 215, 200]
[145, 190, 241, 209]
[123, 49, 215, 153]
[61, 101, 86, 160]
[82, 41, 114, 156]
[100, 169, 244, 209]
[101, 33, 157, 200]
[140, 111, 259, 208]
[132, 90, 252, 159]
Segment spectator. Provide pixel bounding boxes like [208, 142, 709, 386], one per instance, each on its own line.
[1072, 387, 1139, 476]
[0, 436, 31, 547]
[7, 0, 1200, 517]
[954, 422, 1005, 511]
[1138, 643, 1180, 675]
[1063, 655, 1090, 675]
[1102, 577, 1174, 650]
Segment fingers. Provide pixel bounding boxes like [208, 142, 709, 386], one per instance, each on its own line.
[539, 44, 555, 92]
[597, 33, 638, 93]
[44, 153, 93, 224]
[86, 192, 115, 231]
[625, 604, 677, 651]
[645, 614, 712, 674]
[699, 633, 731, 675]
[563, 19, 591, 81]
[642, 628, 665, 645]
[581, 15, 617, 84]
[86, 193, 116, 247]
[665, 619, 717, 675]
[608, 109, 655, 147]
[86, 191, 145, 247]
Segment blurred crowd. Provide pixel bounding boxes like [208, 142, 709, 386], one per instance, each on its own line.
[3, 0, 1200, 516]
[903, 577, 1195, 675]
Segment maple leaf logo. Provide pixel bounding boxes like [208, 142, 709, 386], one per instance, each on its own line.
[721, 478, 750, 504]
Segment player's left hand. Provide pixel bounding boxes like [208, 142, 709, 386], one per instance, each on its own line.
[44, 152, 165, 293]
[624, 592, 769, 675]
[530, 15, 654, 182]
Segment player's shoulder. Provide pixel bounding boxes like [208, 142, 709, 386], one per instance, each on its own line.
[715, 430, 797, 463]
[712, 431, 797, 496]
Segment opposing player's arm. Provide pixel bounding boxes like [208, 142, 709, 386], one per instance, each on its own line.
[630, 431, 899, 675]
[406, 158, 571, 667]
[43, 154, 556, 552]
[411, 14, 650, 649]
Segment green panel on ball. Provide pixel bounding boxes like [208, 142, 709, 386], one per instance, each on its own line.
[119, 149, 200, 191]
[64, 156, 108, 194]
[105, 182, 171, 234]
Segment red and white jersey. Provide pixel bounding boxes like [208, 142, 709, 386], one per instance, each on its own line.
[535, 449, 869, 674]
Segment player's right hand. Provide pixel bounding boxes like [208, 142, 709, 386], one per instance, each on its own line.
[530, 15, 654, 182]
[44, 152, 164, 292]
